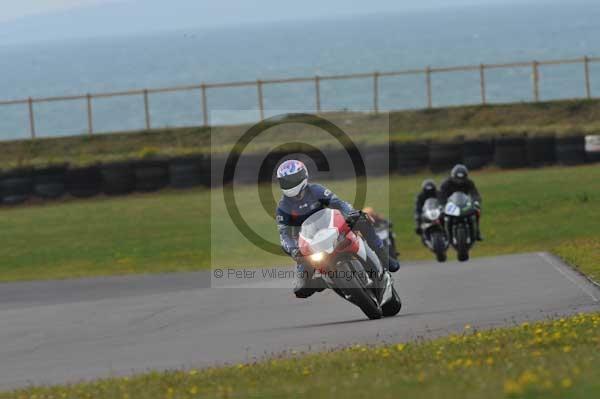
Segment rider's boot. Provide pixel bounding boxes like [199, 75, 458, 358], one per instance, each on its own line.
[293, 262, 326, 299]
[474, 217, 483, 241]
[375, 245, 400, 273]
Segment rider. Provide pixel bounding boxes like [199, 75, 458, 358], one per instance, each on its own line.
[275, 160, 400, 299]
[439, 164, 483, 241]
[413, 179, 439, 235]
[362, 207, 399, 261]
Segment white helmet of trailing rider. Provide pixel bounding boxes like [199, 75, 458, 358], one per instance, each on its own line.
[277, 159, 308, 197]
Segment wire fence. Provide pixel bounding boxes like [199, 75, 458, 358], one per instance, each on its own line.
[1, 55, 598, 140]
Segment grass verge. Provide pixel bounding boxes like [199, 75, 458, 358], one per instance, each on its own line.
[2, 98, 600, 168]
[0, 164, 598, 282]
[3, 312, 599, 398]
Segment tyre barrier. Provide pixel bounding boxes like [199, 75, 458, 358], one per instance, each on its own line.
[463, 139, 493, 170]
[33, 164, 67, 199]
[360, 144, 392, 177]
[393, 142, 429, 174]
[429, 141, 462, 172]
[134, 160, 169, 192]
[322, 148, 360, 180]
[66, 165, 102, 198]
[0, 168, 33, 205]
[0, 131, 595, 207]
[101, 162, 135, 195]
[555, 135, 586, 166]
[527, 135, 556, 166]
[169, 156, 205, 189]
[234, 153, 267, 184]
[585, 135, 600, 163]
[494, 136, 529, 169]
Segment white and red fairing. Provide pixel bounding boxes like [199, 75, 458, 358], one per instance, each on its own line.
[298, 208, 368, 272]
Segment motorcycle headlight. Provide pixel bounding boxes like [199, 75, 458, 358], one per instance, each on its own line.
[310, 252, 325, 262]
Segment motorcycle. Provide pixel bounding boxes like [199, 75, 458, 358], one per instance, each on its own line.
[443, 192, 479, 262]
[420, 198, 448, 262]
[299, 208, 402, 320]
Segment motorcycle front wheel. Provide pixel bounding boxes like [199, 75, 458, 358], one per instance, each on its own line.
[334, 260, 382, 320]
[455, 225, 470, 262]
[431, 230, 447, 263]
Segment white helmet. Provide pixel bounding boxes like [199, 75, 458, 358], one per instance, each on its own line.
[277, 159, 308, 197]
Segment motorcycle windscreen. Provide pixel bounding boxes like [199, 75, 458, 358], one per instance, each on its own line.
[299, 209, 339, 254]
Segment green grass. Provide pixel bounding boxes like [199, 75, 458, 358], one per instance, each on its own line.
[3, 312, 599, 399]
[0, 164, 598, 282]
[554, 239, 600, 283]
[3, 98, 600, 168]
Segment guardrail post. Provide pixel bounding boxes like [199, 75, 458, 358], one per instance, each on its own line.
[315, 76, 321, 113]
[201, 83, 209, 128]
[532, 61, 540, 102]
[257, 80, 265, 121]
[143, 89, 151, 130]
[86, 94, 94, 135]
[479, 64, 487, 105]
[27, 97, 36, 139]
[425, 66, 432, 109]
[373, 71, 380, 114]
[584, 56, 591, 99]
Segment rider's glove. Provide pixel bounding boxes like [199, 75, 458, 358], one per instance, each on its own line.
[473, 201, 481, 210]
[290, 247, 303, 261]
[345, 210, 362, 227]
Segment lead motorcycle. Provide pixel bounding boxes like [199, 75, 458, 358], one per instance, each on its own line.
[420, 198, 448, 262]
[443, 192, 479, 262]
[299, 208, 402, 320]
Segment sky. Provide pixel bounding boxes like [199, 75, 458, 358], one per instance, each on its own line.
[1, 0, 543, 23]
[1, 0, 108, 21]
[0, 0, 566, 45]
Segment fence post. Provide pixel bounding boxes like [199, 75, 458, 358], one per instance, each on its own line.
[27, 97, 36, 139]
[201, 83, 209, 128]
[479, 64, 487, 105]
[373, 71, 380, 114]
[143, 89, 151, 130]
[314, 76, 321, 113]
[425, 66, 432, 109]
[86, 94, 94, 135]
[584, 56, 591, 99]
[257, 80, 265, 121]
[532, 61, 540, 102]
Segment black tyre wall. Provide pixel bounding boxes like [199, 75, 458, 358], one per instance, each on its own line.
[169, 156, 204, 189]
[134, 160, 169, 192]
[66, 166, 102, 198]
[0, 168, 33, 205]
[555, 135, 586, 165]
[527, 135, 556, 166]
[429, 141, 462, 172]
[101, 162, 135, 195]
[462, 139, 493, 170]
[494, 136, 529, 169]
[393, 142, 429, 174]
[360, 144, 391, 177]
[33, 165, 67, 199]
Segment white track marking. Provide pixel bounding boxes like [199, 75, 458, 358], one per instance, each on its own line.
[538, 252, 599, 302]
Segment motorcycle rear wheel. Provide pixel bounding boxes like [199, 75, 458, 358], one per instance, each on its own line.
[335, 260, 382, 320]
[382, 285, 402, 317]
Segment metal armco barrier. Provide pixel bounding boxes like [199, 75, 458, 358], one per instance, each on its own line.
[0, 56, 599, 140]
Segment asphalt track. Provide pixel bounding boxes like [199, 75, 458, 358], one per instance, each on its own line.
[1, 252, 599, 390]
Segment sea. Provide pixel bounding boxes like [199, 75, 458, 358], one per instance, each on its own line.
[1, 1, 600, 140]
